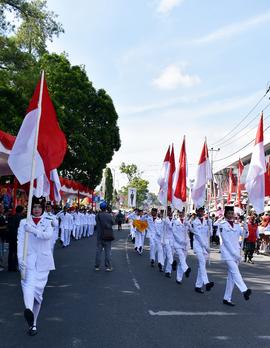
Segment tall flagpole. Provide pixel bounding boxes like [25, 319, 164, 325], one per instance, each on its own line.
[21, 71, 45, 280]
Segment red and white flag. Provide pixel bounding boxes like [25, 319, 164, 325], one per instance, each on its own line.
[246, 114, 266, 213]
[172, 137, 187, 210]
[237, 158, 244, 205]
[227, 168, 233, 204]
[167, 144, 176, 204]
[158, 146, 171, 206]
[8, 74, 67, 185]
[34, 169, 62, 203]
[191, 141, 212, 209]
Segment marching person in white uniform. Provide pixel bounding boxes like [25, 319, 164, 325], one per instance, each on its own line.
[73, 208, 81, 240]
[128, 209, 146, 254]
[18, 196, 55, 336]
[44, 202, 59, 251]
[218, 206, 252, 306]
[58, 206, 72, 247]
[173, 209, 191, 284]
[191, 206, 214, 294]
[163, 207, 175, 278]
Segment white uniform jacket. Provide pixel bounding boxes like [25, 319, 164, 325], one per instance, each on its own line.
[218, 220, 245, 261]
[44, 212, 59, 228]
[173, 218, 190, 251]
[191, 217, 212, 254]
[163, 217, 174, 246]
[58, 212, 71, 230]
[143, 215, 164, 240]
[17, 216, 55, 272]
[73, 212, 81, 226]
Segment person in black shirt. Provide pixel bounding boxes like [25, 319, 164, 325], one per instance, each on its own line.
[7, 206, 24, 271]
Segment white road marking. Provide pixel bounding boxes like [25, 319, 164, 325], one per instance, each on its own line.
[132, 277, 141, 290]
[125, 237, 141, 291]
[258, 336, 270, 340]
[149, 310, 237, 316]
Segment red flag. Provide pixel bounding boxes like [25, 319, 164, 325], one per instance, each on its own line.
[167, 144, 176, 203]
[172, 137, 187, 210]
[237, 159, 244, 205]
[227, 168, 233, 204]
[8, 75, 67, 184]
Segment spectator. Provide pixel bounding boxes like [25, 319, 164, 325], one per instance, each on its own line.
[7, 205, 24, 272]
[115, 210, 124, 231]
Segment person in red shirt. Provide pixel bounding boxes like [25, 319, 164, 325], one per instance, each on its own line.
[244, 214, 259, 264]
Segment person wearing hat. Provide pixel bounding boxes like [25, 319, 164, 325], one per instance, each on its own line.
[44, 202, 59, 251]
[17, 196, 55, 336]
[172, 209, 191, 284]
[163, 207, 175, 278]
[218, 205, 252, 306]
[191, 206, 214, 294]
[58, 206, 72, 247]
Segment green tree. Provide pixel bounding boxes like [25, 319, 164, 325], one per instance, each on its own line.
[104, 167, 113, 205]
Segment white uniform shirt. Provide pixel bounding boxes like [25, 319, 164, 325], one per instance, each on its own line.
[73, 212, 81, 226]
[218, 219, 245, 261]
[17, 216, 55, 272]
[173, 218, 190, 250]
[58, 212, 71, 229]
[191, 217, 212, 253]
[163, 217, 174, 246]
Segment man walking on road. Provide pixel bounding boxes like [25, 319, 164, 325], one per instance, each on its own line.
[95, 201, 114, 271]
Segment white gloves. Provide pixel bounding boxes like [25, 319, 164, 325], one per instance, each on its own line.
[24, 223, 37, 235]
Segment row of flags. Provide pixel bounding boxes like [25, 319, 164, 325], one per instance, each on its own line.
[157, 114, 267, 214]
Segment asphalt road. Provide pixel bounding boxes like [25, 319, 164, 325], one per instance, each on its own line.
[1, 227, 270, 348]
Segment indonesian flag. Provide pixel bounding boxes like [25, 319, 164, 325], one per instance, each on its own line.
[246, 114, 266, 213]
[191, 141, 212, 209]
[158, 146, 171, 206]
[34, 169, 62, 203]
[227, 168, 233, 203]
[237, 158, 244, 205]
[172, 137, 187, 210]
[167, 144, 176, 203]
[8, 74, 67, 185]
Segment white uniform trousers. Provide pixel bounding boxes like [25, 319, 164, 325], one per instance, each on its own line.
[224, 260, 248, 302]
[163, 244, 173, 273]
[74, 226, 80, 240]
[83, 224, 87, 237]
[176, 248, 188, 282]
[86, 225, 91, 237]
[90, 224, 95, 236]
[195, 251, 209, 288]
[62, 229, 71, 246]
[79, 225, 84, 239]
[149, 237, 156, 260]
[151, 239, 164, 265]
[135, 231, 145, 250]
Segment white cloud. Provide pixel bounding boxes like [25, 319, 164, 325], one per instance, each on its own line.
[157, 0, 184, 14]
[152, 64, 201, 90]
[193, 11, 270, 45]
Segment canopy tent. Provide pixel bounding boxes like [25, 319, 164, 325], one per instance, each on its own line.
[0, 129, 93, 199]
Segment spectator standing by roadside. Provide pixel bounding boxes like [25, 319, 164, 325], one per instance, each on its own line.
[115, 210, 124, 231]
[0, 203, 8, 271]
[7, 205, 24, 271]
[95, 201, 114, 271]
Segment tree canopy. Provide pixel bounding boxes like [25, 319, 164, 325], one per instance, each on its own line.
[0, 0, 121, 189]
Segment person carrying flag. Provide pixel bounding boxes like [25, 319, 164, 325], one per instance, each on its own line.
[18, 196, 55, 336]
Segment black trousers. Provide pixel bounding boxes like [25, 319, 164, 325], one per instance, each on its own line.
[8, 240, 18, 271]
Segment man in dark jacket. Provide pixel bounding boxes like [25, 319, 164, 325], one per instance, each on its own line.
[95, 201, 114, 271]
[7, 205, 24, 271]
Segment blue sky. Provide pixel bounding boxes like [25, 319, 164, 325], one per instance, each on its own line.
[47, 0, 270, 192]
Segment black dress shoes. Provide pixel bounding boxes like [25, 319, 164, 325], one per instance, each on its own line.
[223, 299, 235, 307]
[243, 289, 252, 301]
[206, 282, 214, 291]
[24, 308, 34, 328]
[165, 272, 171, 278]
[195, 287, 204, 294]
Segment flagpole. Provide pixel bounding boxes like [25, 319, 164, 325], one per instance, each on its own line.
[21, 71, 45, 280]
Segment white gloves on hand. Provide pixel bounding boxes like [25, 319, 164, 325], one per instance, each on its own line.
[24, 223, 37, 235]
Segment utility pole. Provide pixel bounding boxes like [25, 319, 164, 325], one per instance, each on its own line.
[209, 147, 220, 209]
